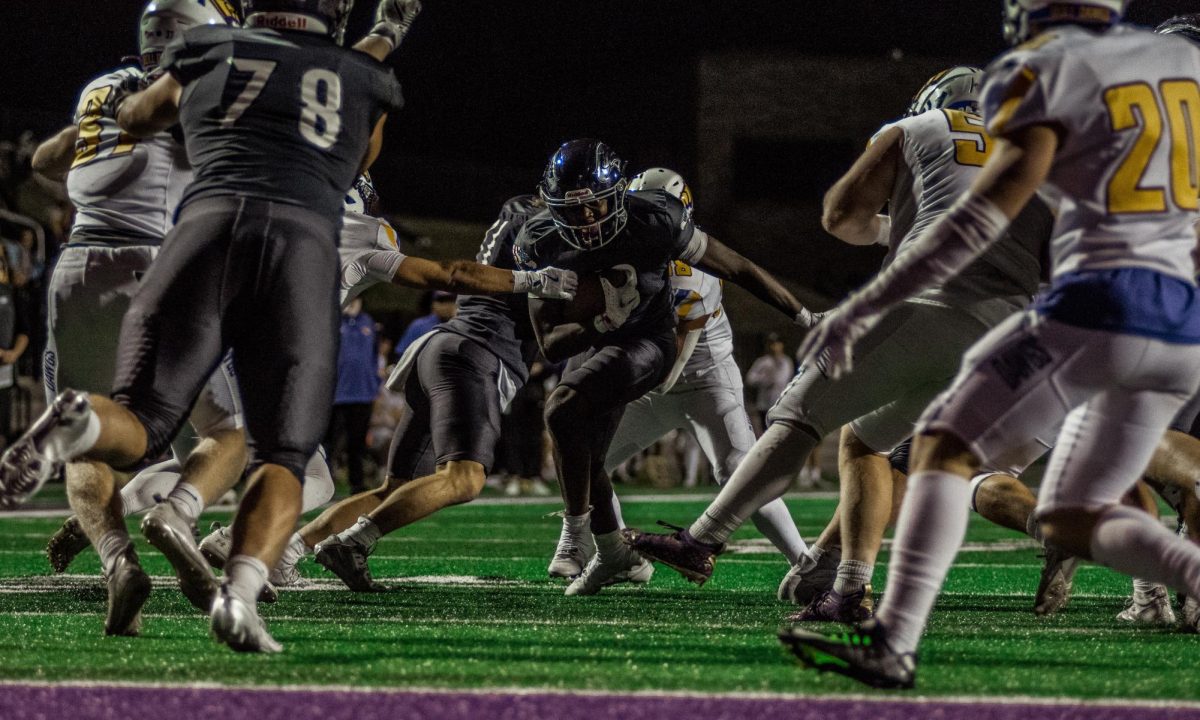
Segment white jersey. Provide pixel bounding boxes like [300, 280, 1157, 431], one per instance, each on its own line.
[669, 261, 733, 379]
[983, 24, 1200, 282]
[880, 108, 1046, 325]
[66, 68, 191, 243]
[339, 176, 407, 307]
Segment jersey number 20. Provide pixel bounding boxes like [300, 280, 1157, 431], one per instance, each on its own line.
[1104, 80, 1200, 214]
[220, 59, 342, 150]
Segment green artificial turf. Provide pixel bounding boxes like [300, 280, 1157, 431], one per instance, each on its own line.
[0, 496, 1192, 700]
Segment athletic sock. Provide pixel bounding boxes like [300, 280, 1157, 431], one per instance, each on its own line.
[593, 529, 627, 560]
[279, 533, 308, 570]
[225, 555, 269, 606]
[690, 423, 817, 547]
[343, 516, 382, 549]
[96, 530, 133, 576]
[809, 545, 827, 564]
[749, 498, 808, 565]
[1131, 578, 1155, 596]
[166, 482, 204, 524]
[1090, 505, 1200, 600]
[563, 510, 590, 534]
[832, 559, 873, 596]
[875, 470, 972, 655]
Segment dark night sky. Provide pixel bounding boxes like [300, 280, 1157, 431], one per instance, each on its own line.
[3, 1, 1196, 219]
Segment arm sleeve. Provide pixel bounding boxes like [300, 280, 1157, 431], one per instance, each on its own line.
[341, 249, 407, 297]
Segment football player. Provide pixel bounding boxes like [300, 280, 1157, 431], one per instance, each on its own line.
[623, 66, 1052, 617]
[0, 0, 424, 653]
[558, 168, 806, 595]
[782, 0, 1200, 688]
[517, 139, 817, 596]
[28, 0, 248, 635]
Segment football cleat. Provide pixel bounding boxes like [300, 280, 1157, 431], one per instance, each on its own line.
[565, 548, 654, 596]
[314, 535, 386, 592]
[104, 546, 152, 637]
[0, 390, 92, 509]
[777, 547, 840, 604]
[141, 501, 219, 612]
[1181, 596, 1200, 633]
[620, 522, 724, 586]
[786, 586, 874, 624]
[1116, 584, 1176, 625]
[1033, 543, 1080, 616]
[269, 560, 305, 588]
[46, 515, 91, 574]
[210, 585, 283, 653]
[547, 515, 596, 579]
[778, 619, 916, 690]
[198, 522, 232, 570]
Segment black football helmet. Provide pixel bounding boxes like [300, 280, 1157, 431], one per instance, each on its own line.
[243, 0, 354, 43]
[539, 139, 629, 251]
[1157, 14, 1200, 46]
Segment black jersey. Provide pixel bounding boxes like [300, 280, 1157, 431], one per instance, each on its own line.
[439, 195, 543, 383]
[514, 189, 703, 340]
[162, 26, 404, 221]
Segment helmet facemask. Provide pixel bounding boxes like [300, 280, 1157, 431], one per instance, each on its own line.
[541, 183, 629, 251]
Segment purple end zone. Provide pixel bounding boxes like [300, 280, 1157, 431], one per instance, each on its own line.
[4, 684, 1200, 720]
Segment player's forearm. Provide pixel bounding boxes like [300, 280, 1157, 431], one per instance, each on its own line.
[540, 323, 592, 363]
[444, 261, 519, 294]
[733, 264, 807, 319]
[32, 126, 79, 181]
[117, 76, 181, 138]
[353, 36, 395, 63]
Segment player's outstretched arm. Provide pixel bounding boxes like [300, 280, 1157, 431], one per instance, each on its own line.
[31, 125, 79, 181]
[354, 0, 422, 62]
[392, 256, 577, 299]
[116, 74, 181, 138]
[823, 126, 902, 246]
[694, 237, 809, 321]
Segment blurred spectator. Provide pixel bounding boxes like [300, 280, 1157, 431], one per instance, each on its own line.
[745, 332, 794, 436]
[395, 290, 456, 357]
[0, 246, 29, 446]
[327, 297, 379, 495]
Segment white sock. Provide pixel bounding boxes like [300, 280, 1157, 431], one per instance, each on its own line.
[593, 529, 626, 559]
[1090, 504, 1200, 600]
[749, 498, 807, 565]
[96, 530, 133, 576]
[563, 510, 590, 534]
[278, 533, 308, 570]
[875, 471, 972, 655]
[690, 424, 816, 546]
[809, 545, 827, 564]
[166, 482, 204, 523]
[120, 459, 183, 516]
[832, 559, 873, 596]
[1132, 578, 1155, 596]
[343, 516, 382, 549]
[225, 555, 268, 606]
[46, 400, 101, 463]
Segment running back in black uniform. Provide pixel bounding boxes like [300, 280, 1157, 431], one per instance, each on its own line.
[387, 195, 543, 479]
[112, 25, 403, 480]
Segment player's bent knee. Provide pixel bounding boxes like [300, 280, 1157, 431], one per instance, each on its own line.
[544, 386, 583, 433]
[439, 461, 486, 504]
[911, 430, 981, 476]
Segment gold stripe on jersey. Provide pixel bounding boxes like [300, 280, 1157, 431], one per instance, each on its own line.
[989, 66, 1039, 136]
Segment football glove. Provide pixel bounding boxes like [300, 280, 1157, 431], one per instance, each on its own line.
[101, 74, 144, 120]
[794, 302, 881, 380]
[368, 0, 422, 51]
[594, 264, 639, 333]
[515, 267, 578, 301]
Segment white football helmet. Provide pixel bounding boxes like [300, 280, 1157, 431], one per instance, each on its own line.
[628, 167, 694, 222]
[1002, 0, 1129, 46]
[140, 0, 241, 70]
[906, 66, 984, 117]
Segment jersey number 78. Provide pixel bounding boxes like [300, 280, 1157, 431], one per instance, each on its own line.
[219, 58, 343, 150]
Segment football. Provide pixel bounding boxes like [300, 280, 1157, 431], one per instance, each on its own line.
[534, 267, 636, 326]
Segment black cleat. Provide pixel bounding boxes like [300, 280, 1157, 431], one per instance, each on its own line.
[786, 586, 874, 624]
[620, 522, 724, 586]
[46, 515, 90, 574]
[1034, 542, 1080, 616]
[104, 546, 152, 637]
[313, 536, 386, 592]
[778, 619, 916, 689]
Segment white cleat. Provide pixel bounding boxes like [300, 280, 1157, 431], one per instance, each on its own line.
[210, 585, 282, 653]
[565, 548, 654, 596]
[1116, 584, 1176, 625]
[269, 561, 305, 588]
[1182, 596, 1200, 634]
[0, 390, 92, 509]
[548, 515, 596, 579]
[141, 501, 218, 613]
[777, 546, 840, 604]
[198, 522, 232, 570]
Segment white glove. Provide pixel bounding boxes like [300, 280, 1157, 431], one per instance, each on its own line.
[594, 264, 639, 333]
[793, 307, 826, 330]
[515, 267, 578, 301]
[794, 302, 882, 380]
[368, 0, 422, 50]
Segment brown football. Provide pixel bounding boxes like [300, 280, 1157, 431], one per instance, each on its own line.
[532, 267, 634, 326]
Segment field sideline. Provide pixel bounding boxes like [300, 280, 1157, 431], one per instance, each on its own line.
[1, 493, 1198, 719]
